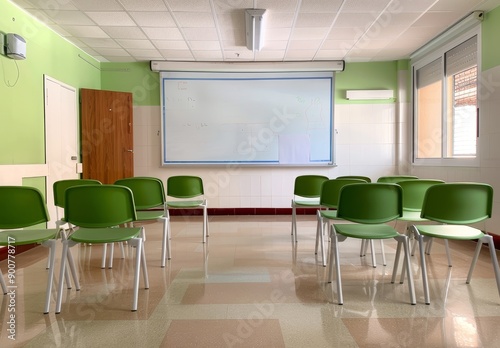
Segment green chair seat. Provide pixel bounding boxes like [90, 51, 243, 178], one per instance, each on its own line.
[167, 200, 205, 208]
[333, 223, 400, 240]
[68, 227, 142, 244]
[136, 210, 166, 221]
[0, 229, 58, 245]
[414, 225, 485, 240]
[319, 210, 338, 220]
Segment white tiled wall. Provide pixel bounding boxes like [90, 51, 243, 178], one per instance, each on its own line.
[133, 102, 401, 208]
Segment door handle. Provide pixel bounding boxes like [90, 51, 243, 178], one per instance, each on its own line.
[125, 149, 133, 152]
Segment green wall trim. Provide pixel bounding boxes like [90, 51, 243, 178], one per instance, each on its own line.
[482, 7, 500, 71]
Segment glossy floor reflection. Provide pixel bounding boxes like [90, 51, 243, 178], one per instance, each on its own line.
[1, 215, 500, 347]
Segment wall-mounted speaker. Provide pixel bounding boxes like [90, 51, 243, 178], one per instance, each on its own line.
[4, 33, 26, 60]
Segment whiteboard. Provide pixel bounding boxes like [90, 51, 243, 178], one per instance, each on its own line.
[160, 71, 335, 166]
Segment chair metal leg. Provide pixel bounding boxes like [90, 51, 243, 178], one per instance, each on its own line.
[161, 217, 169, 267]
[418, 234, 431, 305]
[56, 240, 70, 314]
[369, 240, 377, 268]
[333, 235, 343, 305]
[444, 239, 452, 267]
[101, 243, 107, 269]
[467, 235, 500, 299]
[43, 240, 57, 314]
[130, 237, 143, 311]
[202, 204, 208, 243]
[380, 240, 387, 266]
[140, 229, 150, 289]
[108, 243, 115, 269]
[400, 235, 416, 305]
[425, 237, 434, 255]
[391, 239, 403, 284]
[291, 201, 298, 243]
[0, 270, 7, 295]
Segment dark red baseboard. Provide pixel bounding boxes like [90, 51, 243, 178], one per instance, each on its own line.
[169, 207, 316, 216]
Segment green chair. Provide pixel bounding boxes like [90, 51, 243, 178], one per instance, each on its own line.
[115, 177, 170, 267]
[166, 175, 208, 243]
[53, 179, 102, 229]
[397, 179, 445, 252]
[336, 175, 372, 182]
[55, 185, 150, 313]
[328, 183, 416, 305]
[52, 179, 103, 272]
[409, 182, 500, 305]
[377, 175, 418, 183]
[291, 175, 329, 243]
[315, 178, 368, 266]
[0, 186, 61, 313]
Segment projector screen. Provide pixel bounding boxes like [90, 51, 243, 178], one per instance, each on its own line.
[160, 70, 335, 166]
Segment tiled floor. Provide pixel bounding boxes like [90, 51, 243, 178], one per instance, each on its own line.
[1, 215, 500, 347]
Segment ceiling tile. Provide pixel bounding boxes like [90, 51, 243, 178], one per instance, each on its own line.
[119, 0, 168, 11]
[142, 27, 183, 40]
[126, 48, 163, 59]
[85, 12, 136, 26]
[129, 12, 176, 27]
[182, 28, 219, 41]
[157, 49, 194, 60]
[152, 40, 189, 50]
[299, 0, 343, 13]
[101, 27, 147, 39]
[189, 41, 221, 50]
[295, 12, 337, 27]
[43, 10, 94, 25]
[168, 0, 212, 12]
[64, 25, 110, 38]
[116, 39, 156, 49]
[174, 12, 216, 27]
[291, 27, 330, 40]
[71, 0, 122, 11]
[78, 37, 120, 48]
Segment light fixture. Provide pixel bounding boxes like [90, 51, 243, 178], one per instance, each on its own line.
[245, 9, 266, 52]
[345, 90, 394, 100]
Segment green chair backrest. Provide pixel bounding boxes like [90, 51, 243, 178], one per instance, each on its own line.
[53, 179, 102, 208]
[167, 175, 204, 199]
[293, 175, 329, 198]
[115, 177, 166, 210]
[377, 175, 418, 183]
[64, 185, 137, 228]
[420, 183, 493, 224]
[336, 183, 403, 224]
[398, 179, 445, 212]
[0, 186, 50, 229]
[336, 175, 372, 183]
[319, 178, 368, 208]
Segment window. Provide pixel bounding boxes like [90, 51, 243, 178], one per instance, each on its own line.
[412, 30, 479, 166]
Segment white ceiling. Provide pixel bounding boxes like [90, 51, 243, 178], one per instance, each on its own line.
[10, 0, 500, 63]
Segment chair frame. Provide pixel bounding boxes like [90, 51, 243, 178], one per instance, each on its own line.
[291, 175, 329, 243]
[55, 185, 150, 313]
[327, 183, 416, 305]
[0, 186, 68, 313]
[115, 176, 170, 267]
[166, 175, 208, 243]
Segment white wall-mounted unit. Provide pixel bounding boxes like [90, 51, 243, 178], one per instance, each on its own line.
[345, 90, 394, 100]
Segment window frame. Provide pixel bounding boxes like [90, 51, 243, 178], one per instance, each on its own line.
[411, 26, 481, 167]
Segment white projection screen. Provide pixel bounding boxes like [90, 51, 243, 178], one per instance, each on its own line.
[160, 71, 335, 166]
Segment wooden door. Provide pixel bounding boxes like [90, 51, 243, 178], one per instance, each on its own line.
[80, 88, 133, 184]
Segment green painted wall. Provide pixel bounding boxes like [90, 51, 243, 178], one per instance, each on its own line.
[101, 62, 160, 106]
[0, 0, 101, 165]
[482, 6, 500, 71]
[335, 61, 398, 104]
[101, 61, 400, 107]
